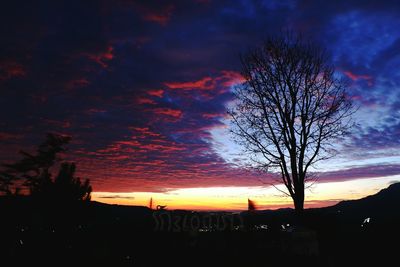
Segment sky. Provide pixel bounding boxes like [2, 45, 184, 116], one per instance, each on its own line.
[1, 0, 400, 210]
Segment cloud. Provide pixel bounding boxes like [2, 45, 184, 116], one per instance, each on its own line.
[65, 78, 90, 90]
[164, 70, 243, 93]
[165, 77, 215, 90]
[0, 61, 26, 81]
[147, 89, 164, 98]
[350, 121, 400, 151]
[83, 46, 114, 68]
[343, 71, 373, 82]
[317, 164, 400, 183]
[202, 113, 223, 119]
[152, 108, 183, 119]
[142, 5, 175, 26]
[137, 97, 156, 105]
[96, 194, 135, 199]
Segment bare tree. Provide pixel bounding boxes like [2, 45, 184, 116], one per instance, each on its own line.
[229, 34, 354, 212]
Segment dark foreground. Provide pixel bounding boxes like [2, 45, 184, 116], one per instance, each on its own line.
[1, 183, 400, 267]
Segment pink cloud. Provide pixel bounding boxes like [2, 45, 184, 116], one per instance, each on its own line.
[317, 164, 400, 183]
[138, 143, 186, 152]
[153, 108, 183, 118]
[219, 70, 245, 87]
[202, 112, 222, 119]
[142, 5, 174, 26]
[343, 70, 373, 86]
[84, 46, 114, 68]
[137, 97, 156, 105]
[165, 76, 215, 90]
[129, 127, 161, 137]
[86, 108, 107, 114]
[164, 70, 244, 92]
[147, 89, 164, 98]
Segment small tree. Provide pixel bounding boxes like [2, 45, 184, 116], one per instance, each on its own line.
[229, 34, 354, 212]
[3, 133, 71, 194]
[53, 162, 92, 201]
[2, 133, 92, 202]
[0, 171, 15, 195]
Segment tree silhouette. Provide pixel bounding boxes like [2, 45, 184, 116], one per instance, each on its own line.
[53, 162, 92, 201]
[1, 133, 92, 202]
[3, 133, 71, 195]
[229, 34, 354, 212]
[0, 171, 14, 195]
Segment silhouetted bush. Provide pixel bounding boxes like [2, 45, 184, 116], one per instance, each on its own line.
[0, 171, 15, 195]
[1, 133, 92, 202]
[53, 162, 92, 201]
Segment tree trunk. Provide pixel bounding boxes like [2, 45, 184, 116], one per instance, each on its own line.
[292, 193, 305, 226]
[293, 192, 304, 213]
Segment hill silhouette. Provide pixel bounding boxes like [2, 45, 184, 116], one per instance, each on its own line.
[330, 182, 400, 213]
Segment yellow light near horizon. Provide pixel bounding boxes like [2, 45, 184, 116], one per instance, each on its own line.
[92, 176, 400, 210]
[92, 186, 290, 210]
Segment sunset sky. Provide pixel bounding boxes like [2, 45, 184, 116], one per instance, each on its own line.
[1, 0, 400, 210]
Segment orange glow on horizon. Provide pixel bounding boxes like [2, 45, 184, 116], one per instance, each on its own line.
[92, 176, 400, 211]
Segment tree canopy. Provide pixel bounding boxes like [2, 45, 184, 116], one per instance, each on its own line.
[0, 133, 91, 202]
[229, 34, 354, 212]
